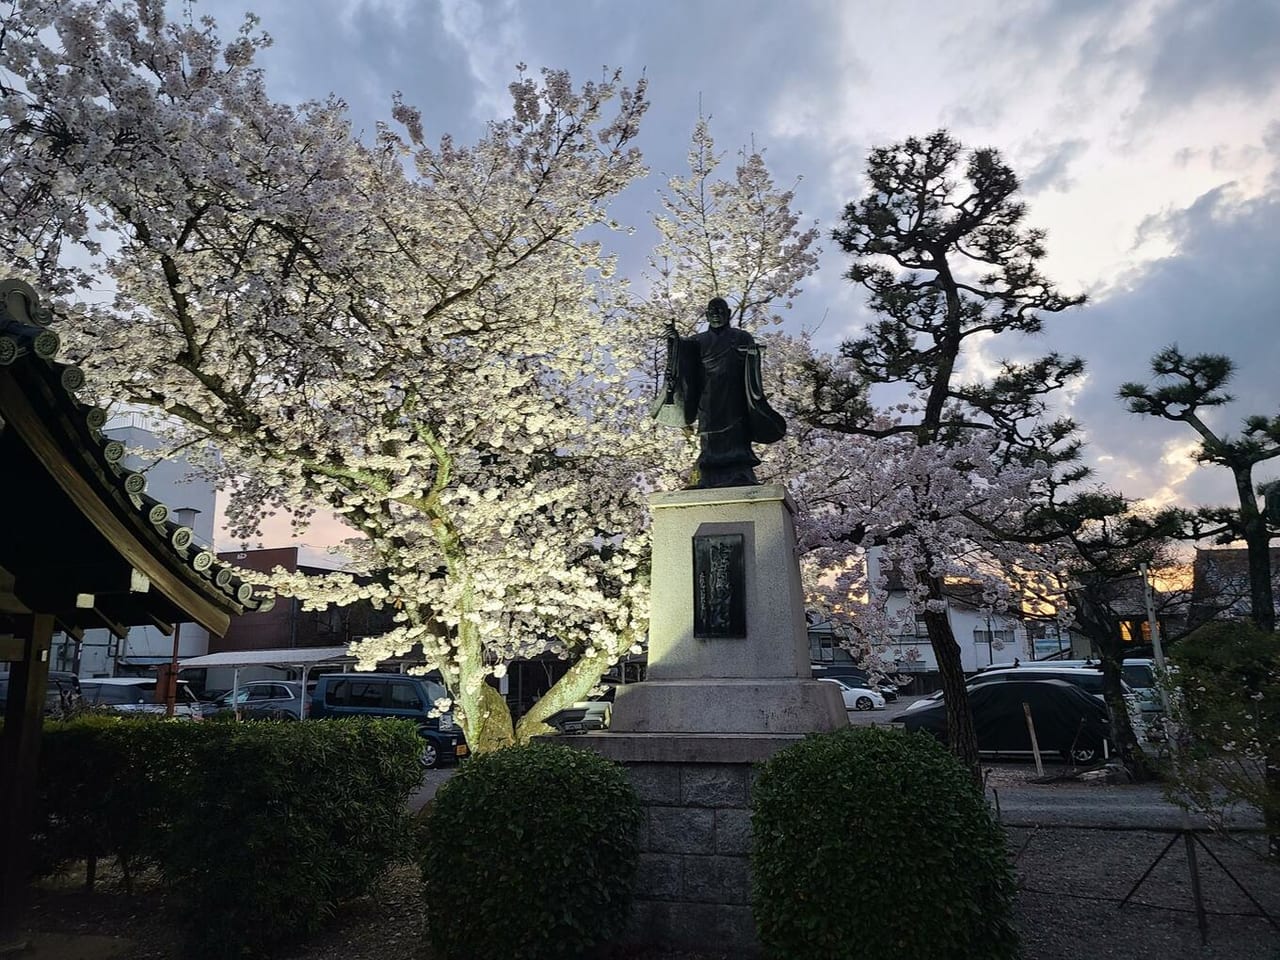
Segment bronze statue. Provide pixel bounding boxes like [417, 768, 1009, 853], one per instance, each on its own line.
[652, 297, 786, 488]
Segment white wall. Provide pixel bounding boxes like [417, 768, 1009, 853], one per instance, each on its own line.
[876, 591, 1028, 674]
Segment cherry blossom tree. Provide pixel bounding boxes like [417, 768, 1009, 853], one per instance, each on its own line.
[0, 0, 656, 749]
[642, 117, 820, 334]
[0, 0, 841, 750]
[786, 399, 1070, 684]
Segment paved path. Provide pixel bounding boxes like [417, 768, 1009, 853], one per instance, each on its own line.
[992, 780, 1263, 830]
[409, 767, 454, 812]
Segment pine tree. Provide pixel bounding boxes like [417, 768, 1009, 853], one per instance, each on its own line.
[811, 130, 1085, 775]
[1121, 347, 1280, 631]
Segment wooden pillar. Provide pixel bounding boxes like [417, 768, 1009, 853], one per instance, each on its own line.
[0, 612, 54, 934]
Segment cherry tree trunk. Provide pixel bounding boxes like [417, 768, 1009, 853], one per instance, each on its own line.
[922, 575, 981, 786]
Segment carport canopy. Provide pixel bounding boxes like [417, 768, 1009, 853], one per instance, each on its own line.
[179, 645, 354, 718]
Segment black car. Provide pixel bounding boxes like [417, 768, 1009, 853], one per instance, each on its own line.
[896, 679, 1110, 764]
[310, 673, 466, 768]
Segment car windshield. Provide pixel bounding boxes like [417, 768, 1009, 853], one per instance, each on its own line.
[1122, 664, 1154, 687]
[82, 683, 150, 705]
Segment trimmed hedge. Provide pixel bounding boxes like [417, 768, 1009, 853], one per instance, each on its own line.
[751, 726, 1019, 960]
[31, 716, 423, 958]
[418, 742, 641, 960]
[33, 713, 169, 885]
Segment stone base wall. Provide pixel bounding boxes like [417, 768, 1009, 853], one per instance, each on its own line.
[618, 760, 760, 957]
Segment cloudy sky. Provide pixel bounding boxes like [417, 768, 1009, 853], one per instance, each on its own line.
[193, 0, 1280, 548]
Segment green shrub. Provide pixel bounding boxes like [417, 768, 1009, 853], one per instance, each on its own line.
[418, 742, 641, 960]
[32, 714, 168, 884]
[162, 718, 423, 958]
[30, 716, 422, 957]
[751, 726, 1019, 960]
[1168, 621, 1280, 855]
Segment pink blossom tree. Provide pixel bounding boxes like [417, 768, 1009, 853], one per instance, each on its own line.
[0, 1, 835, 749]
[0, 1, 656, 749]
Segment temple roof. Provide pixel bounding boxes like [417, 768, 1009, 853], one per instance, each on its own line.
[0, 280, 271, 637]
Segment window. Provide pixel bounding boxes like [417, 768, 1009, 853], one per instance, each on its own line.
[324, 679, 350, 706]
[389, 682, 423, 710]
[248, 686, 275, 701]
[914, 617, 929, 639]
[1122, 664, 1154, 688]
[1119, 619, 1153, 643]
[348, 681, 386, 708]
[809, 633, 832, 662]
[1063, 673, 1104, 694]
[82, 683, 149, 705]
[972, 628, 1014, 646]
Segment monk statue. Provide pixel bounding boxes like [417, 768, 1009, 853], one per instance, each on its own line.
[651, 297, 787, 488]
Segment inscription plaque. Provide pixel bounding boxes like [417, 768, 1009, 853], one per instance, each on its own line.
[692, 533, 746, 638]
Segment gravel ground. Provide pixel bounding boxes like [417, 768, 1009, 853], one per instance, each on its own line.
[20, 825, 1279, 960]
[1013, 827, 1280, 959]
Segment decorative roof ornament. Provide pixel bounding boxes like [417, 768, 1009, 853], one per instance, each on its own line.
[0, 277, 272, 617]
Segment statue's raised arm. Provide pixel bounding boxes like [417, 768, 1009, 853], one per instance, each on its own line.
[652, 297, 786, 489]
[651, 322, 701, 429]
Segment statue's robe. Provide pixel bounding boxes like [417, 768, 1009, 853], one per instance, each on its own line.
[655, 324, 786, 488]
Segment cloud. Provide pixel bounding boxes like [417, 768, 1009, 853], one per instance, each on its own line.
[1022, 138, 1090, 194]
[435, 0, 526, 119]
[996, 0, 1280, 125]
[1139, 0, 1280, 112]
[1058, 184, 1280, 507]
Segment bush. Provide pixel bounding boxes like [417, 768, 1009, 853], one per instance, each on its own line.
[162, 718, 423, 957]
[32, 714, 168, 885]
[1168, 621, 1280, 855]
[31, 716, 423, 957]
[751, 726, 1019, 960]
[418, 742, 641, 960]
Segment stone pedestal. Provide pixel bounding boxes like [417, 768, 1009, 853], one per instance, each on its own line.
[609, 483, 845, 735]
[565, 484, 846, 955]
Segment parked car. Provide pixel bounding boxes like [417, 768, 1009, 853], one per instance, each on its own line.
[896, 679, 1110, 764]
[204, 680, 308, 719]
[79, 677, 204, 719]
[818, 676, 886, 711]
[986, 658, 1158, 705]
[1114, 659, 1162, 715]
[0, 671, 82, 717]
[542, 682, 617, 733]
[810, 663, 902, 701]
[309, 673, 466, 769]
[901, 666, 1132, 715]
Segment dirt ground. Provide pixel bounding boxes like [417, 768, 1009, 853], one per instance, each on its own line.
[12, 825, 1279, 960]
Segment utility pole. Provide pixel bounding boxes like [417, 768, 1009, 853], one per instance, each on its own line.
[1137, 560, 1208, 941]
[1138, 562, 1172, 716]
